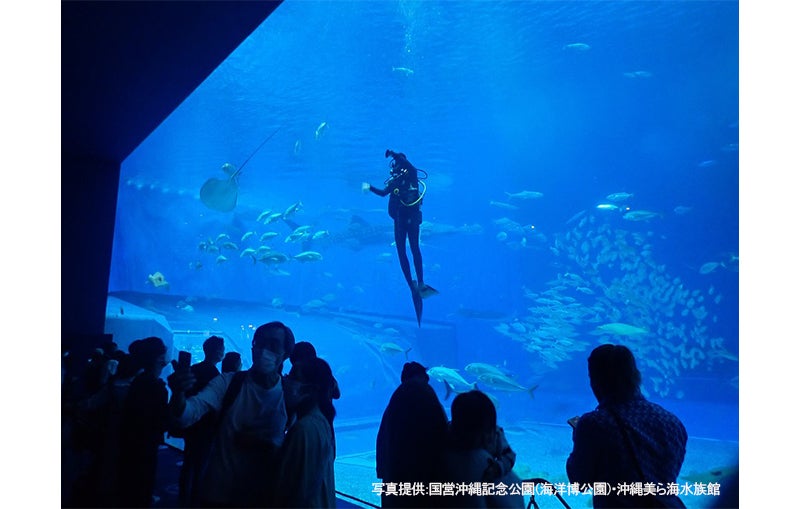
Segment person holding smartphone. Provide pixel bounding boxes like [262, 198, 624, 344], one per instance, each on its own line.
[168, 322, 295, 507]
[176, 336, 225, 507]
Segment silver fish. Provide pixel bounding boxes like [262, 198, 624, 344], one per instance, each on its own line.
[563, 42, 591, 51]
[623, 210, 660, 221]
[427, 366, 475, 396]
[489, 200, 520, 210]
[606, 192, 634, 202]
[293, 251, 323, 262]
[477, 373, 538, 398]
[505, 190, 543, 200]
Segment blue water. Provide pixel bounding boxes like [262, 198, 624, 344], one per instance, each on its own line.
[107, 0, 738, 477]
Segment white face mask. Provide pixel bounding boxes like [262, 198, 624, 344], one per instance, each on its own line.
[252, 347, 280, 374]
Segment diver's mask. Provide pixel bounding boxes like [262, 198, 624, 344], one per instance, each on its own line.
[386, 149, 408, 177]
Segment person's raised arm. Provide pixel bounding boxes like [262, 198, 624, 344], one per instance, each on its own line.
[363, 182, 391, 196]
[490, 426, 516, 477]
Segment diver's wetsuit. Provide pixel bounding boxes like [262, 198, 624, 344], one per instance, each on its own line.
[368, 156, 424, 292]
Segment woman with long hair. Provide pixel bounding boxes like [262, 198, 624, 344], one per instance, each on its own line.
[273, 356, 338, 508]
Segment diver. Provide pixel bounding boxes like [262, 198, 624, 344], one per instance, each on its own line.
[363, 150, 438, 326]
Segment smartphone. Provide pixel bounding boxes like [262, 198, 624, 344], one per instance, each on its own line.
[567, 416, 580, 429]
[178, 350, 192, 371]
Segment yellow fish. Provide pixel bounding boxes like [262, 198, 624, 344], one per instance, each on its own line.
[147, 271, 169, 289]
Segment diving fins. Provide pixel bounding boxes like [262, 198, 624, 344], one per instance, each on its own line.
[418, 283, 439, 299]
[411, 287, 423, 327]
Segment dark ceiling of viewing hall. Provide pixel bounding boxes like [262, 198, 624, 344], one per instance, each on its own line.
[62, 0, 282, 163]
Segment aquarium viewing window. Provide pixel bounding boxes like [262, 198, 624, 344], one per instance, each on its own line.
[105, 2, 739, 506]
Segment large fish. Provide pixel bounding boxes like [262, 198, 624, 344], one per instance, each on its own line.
[258, 252, 290, 264]
[293, 251, 323, 262]
[623, 210, 661, 221]
[200, 127, 281, 212]
[464, 362, 509, 378]
[427, 366, 476, 399]
[379, 343, 411, 359]
[477, 372, 538, 398]
[200, 163, 240, 212]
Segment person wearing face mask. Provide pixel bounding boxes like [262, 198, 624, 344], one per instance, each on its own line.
[167, 322, 295, 508]
[273, 356, 337, 508]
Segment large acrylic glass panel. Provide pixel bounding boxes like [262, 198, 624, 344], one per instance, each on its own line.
[107, 1, 738, 506]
